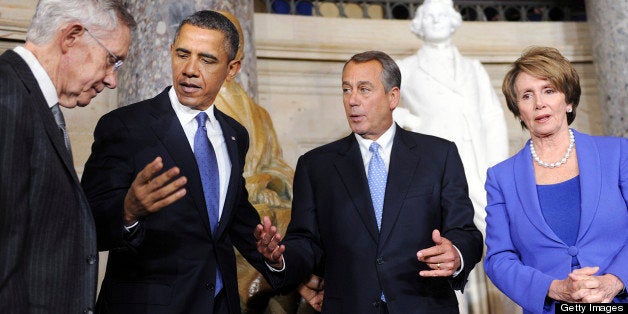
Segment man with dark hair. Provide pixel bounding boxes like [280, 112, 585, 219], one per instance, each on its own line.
[257, 50, 483, 313]
[0, 0, 135, 312]
[82, 10, 276, 313]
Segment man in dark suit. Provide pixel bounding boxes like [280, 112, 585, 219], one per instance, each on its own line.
[0, 0, 135, 312]
[81, 11, 278, 314]
[256, 51, 483, 313]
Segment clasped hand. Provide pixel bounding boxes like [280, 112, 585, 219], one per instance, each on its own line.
[549, 266, 625, 303]
[416, 229, 461, 277]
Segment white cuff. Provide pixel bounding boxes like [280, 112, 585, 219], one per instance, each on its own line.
[452, 245, 464, 277]
[265, 255, 285, 272]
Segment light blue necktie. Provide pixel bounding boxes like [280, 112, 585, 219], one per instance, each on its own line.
[193, 112, 222, 295]
[368, 142, 388, 302]
[367, 142, 387, 230]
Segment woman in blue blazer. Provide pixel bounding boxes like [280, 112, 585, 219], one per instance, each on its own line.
[484, 47, 627, 314]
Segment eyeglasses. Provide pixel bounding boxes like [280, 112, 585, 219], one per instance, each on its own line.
[84, 27, 123, 72]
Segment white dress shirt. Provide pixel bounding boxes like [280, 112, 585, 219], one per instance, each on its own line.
[169, 87, 231, 219]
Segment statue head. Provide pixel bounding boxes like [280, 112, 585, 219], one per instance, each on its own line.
[410, 0, 462, 44]
[217, 10, 245, 62]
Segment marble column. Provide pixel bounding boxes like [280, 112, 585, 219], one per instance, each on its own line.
[118, 0, 257, 106]
[585, 0, 627, 137]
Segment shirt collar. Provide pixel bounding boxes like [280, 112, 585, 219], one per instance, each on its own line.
[13, 46, 59, 108]
[354, 122, 396, 153]
[168, 86, 216, 127]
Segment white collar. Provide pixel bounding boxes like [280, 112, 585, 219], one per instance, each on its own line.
[168, 86, 217, 127]
[13, 46, 59, 108]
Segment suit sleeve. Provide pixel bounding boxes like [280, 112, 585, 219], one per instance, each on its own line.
[277, 155, 325, 289]
[225, 129, 285, 289]
[81, 112, 138, 251]
[0, 81, 30, 308]
[484, 166, 554, 313]
[439, 142, 484, 290]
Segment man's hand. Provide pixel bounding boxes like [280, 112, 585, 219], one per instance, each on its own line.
[254, 216, 285, 268]
[298, 274, 324, 312]
[416, 229, 461, 277]
[123, 157, 187, 225]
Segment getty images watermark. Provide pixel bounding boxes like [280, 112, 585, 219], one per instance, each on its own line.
[556, 303, 626, 313]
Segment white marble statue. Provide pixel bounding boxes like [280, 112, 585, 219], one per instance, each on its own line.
[394, 0, 516, 313]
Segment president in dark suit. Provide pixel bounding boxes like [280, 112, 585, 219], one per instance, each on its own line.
[256, 51, 483, 313]
[0, 0, 135, 312]
[81, 11, 277, 314]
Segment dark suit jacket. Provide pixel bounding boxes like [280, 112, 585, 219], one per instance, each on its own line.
[0, 50, 98, 312]
[81, 88, 276, 314]
[278, 126, 483, 314]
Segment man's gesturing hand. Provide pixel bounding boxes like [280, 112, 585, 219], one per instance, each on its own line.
[123, 157, 187, 225]
[417, 229, 461, 277]
[254, 216, 285, 269]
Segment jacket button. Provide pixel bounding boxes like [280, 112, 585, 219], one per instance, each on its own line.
[376, 257, 384, 265]
[86, 254, 97, 265]
[83, 308, 93, 313]
[206, 282, 215, 293]
[568, 246, 579, 256]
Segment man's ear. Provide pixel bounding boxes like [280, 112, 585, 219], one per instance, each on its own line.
[226, 59, 242, 81]
[388, 86, 400, 111]
[60, 23, 85, 53]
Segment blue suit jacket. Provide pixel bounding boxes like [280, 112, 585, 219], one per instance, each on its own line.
[484, 129, 628, 314]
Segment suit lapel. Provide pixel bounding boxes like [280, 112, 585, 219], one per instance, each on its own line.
[379, 127, 421, 246]
[573, 130, 601, 242]
[213, 109, 241, 239]
[334, 135, 379, 243]
[513, 142, 562, 243]
[6, 51, 80, 185]
[148, 89, 212, 235]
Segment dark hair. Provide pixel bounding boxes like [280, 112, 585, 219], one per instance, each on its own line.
[173, 10, 239, 62]
[343, 50, 401, 93]
[502, 46, 581, 129]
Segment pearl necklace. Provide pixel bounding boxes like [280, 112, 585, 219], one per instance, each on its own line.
[529, 129, 575, 168]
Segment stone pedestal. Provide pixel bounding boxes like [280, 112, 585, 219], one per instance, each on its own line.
[118, 0, 257, 107]
[585, 0, 627, 137]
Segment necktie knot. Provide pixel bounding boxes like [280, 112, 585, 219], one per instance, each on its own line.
[196, 112, 208, 130]
[369, 142, 381, 154]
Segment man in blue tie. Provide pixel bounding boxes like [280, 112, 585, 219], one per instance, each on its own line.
[256, 51, 483, 313]
[82, 10, 278, 314]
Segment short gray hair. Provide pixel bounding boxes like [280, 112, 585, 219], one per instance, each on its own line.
[343, 50, 401, 93]
[26, 0, 136, 45]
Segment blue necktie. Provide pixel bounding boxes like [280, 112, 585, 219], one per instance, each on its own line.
[367, 142, 387, 230]
[368, 142, 388, 301]
[193, 112, 222, 295]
